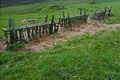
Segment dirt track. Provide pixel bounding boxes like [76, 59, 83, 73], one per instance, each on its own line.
[0, 17, 120, 52]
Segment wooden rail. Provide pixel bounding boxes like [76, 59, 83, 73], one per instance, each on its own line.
[2, 9, 89, 44]
[92, 7, 112, 20]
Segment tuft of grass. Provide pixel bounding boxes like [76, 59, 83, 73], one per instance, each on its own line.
[5, 41, 24, 52]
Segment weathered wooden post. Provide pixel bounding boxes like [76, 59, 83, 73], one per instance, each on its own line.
[39, 26, 42, 37]
[11, 19, 17, 42]
[80, 8, 82, 15]
[62, 11, 65, 18]
[84, 10, 87, 22]
[108, 7, 112, 16]
[8, 18, 13, 43]
[104, 7, 107, 17]
[45, 14, 49, 35]
[68, 12, 72, 31]
[49, 15, 54, 34]
[8, 18, 17, 43]
[45, 14, 48, 22]
[84, 10, 86, 15]
[78, 8, 82, 15]
[59, 18, 63, 27]
[27, 28, 31, 40]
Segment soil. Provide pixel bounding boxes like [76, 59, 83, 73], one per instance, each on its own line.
[21, 18, 37, 23]
[0, 17, 120, 52]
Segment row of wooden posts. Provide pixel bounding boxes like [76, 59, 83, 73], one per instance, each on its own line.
[2, 9, 88, 44]
[92, 7, 112, 20]
[2, 7, 111, 44]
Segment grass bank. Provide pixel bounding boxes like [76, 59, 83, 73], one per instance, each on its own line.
[0, 27, 120, 80]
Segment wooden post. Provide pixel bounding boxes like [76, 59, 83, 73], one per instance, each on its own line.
[39, 26, 42, 37]
[8, 18, 13, 43]
[45, 14, 48, 22]
[80, 8, 82, 15]
[84, 10, 86, 15]
[68, 12, 72, 31]
[62, 11, 65, 18]
[19, 29, 22, 41]
[84, 10, 87, 22]
[59, 18, 63, 27]
[35, 27, 38, 38]
[27, 28, 31, 40]
[54, 24, 57, 32]
[11, 19, 17, 43]
[8, 18, 17, 43]
[32, 27, 35, 40]
[108, 7, 112, 16]
[49, 15, 54, 34]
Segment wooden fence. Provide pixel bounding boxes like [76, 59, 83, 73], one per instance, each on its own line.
[92, 7, 112, 20]
[2, 9, 89, 44]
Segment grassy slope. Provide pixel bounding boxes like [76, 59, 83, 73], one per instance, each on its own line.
[1, 0, 118, 7]
[0, 0, 120, 40]
[0, 27, 120, 80]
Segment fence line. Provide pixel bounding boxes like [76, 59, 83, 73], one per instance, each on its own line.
[2, 7, 112, 44]
[92, 7, 112, 20]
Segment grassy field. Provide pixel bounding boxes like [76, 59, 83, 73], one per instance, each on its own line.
[0, 0, 120, 79]
[0, 0, 120, 40]
[0, 27, 120, 80]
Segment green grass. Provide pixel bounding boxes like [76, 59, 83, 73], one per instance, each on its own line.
[0, 0, 120, 40]
[0, 27, 120, 80]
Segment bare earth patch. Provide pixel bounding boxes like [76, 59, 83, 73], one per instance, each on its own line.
[22, 17, 120, 52]
[21, 18, 37, 23]
[0, 17, 120, 52]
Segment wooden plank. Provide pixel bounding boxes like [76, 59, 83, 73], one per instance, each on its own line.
[2, 28, 9, 32]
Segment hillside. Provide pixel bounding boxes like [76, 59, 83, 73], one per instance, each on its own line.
[0, 0, 49, 7]
[0, 0, 119, 7]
